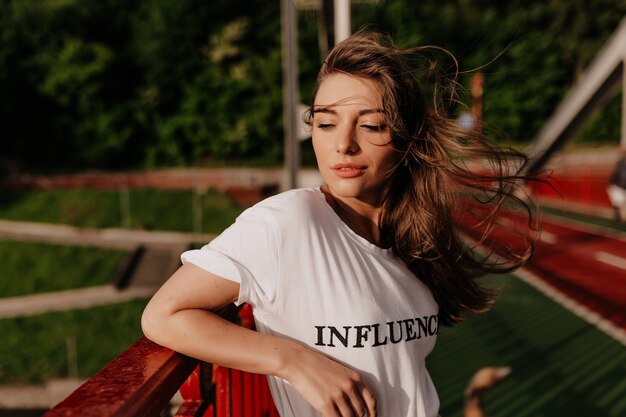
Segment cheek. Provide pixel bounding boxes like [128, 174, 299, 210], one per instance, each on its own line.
[311, 136, 327, 166]
[311, 135, 320, 155]
[312, 133, 332, 154]
[373, 147, 399, 169]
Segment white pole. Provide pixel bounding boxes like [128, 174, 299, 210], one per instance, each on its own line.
[281, 0, 300, 189]
[333, 0, 351, 45]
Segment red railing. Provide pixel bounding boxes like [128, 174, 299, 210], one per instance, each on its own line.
[43, 304, 279, 417]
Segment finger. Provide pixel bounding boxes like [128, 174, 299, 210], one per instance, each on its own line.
[360, 384, 378, 417]
[321, 402, 341, 417]
[334, 395, 357, 417]
[346, 383, 367, 417]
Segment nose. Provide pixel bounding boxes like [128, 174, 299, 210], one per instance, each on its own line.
[336, 124, 359, 155]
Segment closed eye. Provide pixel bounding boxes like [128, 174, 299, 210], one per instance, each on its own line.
[362, 124, 387, 132]
[317, 123, 335, 130]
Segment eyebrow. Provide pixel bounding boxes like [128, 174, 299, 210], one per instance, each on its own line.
[312, 107, 384, 116]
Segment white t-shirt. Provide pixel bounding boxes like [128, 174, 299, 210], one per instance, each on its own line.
[182, 187, 440, 417]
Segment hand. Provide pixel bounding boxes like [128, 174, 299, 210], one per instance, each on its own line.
[280, 346, 377, 417]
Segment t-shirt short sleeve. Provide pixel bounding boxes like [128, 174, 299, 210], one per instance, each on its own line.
[181, 204, 280, 309]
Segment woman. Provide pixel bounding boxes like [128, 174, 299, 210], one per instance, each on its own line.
[142, 29, 536, 417]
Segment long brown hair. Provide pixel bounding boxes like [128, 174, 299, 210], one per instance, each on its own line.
[308, 29, 539, 326]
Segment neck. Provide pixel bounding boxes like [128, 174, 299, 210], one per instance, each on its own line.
[321, 185, 385, 247]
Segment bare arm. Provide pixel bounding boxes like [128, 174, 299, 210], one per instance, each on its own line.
[141, 263, 377, 417]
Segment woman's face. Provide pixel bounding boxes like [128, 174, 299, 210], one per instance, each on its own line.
[312, 73, 399, 206]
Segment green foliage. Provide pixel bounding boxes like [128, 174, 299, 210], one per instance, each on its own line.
[0, 241, 124, 297]
[1, 0, 283, 171]
[0, 299, 148, 383]
[0, 188, 243, 232]
[481, 33, 568, 141]
[1, 0, 626, 172]
[363, 0, 626, 143]
[0, 0, 146, 170]
[40, 38, 113, 107]
[571, 92, 622, 145]
[129, 0, 284, 167]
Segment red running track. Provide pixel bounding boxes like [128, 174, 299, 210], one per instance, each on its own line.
[526, 216, 626, 330]
[460, 208, 626, 331]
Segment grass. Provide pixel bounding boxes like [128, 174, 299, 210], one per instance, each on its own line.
[0, 241, 125, 297]
[0, 188, 244, 233]
[0, 299, 148, 384]
[0, 188, 245, 385]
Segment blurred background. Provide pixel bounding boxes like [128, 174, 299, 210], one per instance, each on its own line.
[1, 1, 626, 416]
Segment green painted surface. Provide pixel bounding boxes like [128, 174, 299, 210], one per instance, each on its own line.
[428, 274, 626, 417]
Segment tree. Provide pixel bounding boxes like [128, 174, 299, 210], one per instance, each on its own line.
[2, 0, 626, 173]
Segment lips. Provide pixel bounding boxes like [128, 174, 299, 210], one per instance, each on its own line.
[331, 163, 366, 178]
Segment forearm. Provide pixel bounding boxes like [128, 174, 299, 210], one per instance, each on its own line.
[142, 306, 300, 379]
[144, 307, 377, 415]
[141, 264, 378, 416]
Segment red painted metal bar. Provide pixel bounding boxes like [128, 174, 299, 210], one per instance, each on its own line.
[210, 366, 277, 417]
[175, 363, 215, 417]
[215, 366, 231, 416]
[231, 368, 243, 417]
[43, 337, 198, 417]
[176, 365, 203, 417]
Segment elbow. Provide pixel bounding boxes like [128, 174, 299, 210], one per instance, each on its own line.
[141, 301, 166, 345]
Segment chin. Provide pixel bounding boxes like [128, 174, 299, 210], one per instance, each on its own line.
[326, 181, 379, 202]
[326, 182, 358, 196]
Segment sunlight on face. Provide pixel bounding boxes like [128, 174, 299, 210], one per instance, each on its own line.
[312, 73, 398, 206]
